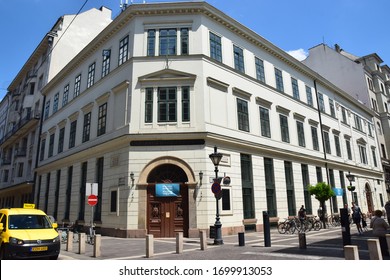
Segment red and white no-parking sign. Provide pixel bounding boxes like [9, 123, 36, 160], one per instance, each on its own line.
[87, 194, 98, 206]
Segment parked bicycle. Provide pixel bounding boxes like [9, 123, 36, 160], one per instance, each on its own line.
[86, 223, 96, 245]
[58, 222, 79, 243]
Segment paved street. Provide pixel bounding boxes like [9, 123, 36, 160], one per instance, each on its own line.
[59, 226, 389, 260]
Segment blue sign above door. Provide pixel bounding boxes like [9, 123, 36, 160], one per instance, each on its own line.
[155, 183, 180, 197]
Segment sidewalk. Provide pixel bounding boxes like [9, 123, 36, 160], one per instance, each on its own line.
[59, 227, 389, 260]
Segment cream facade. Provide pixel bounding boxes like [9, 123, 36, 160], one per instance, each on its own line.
[35, 2, 385, 238]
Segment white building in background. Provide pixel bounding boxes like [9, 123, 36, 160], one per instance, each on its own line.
[35, 1, 385, 238]
[303, 44, 390, 199]
[0, 7, 112, 210]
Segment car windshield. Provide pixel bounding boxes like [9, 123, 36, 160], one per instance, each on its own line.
[8, 215, 52, 230]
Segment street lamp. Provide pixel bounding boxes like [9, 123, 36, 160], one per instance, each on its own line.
[209, 146, 223, 245]
[346, 171, 355, 194]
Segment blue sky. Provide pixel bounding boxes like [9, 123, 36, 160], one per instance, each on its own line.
[1, 0, 389, 99]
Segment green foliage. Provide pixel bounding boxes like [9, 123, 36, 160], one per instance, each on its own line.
[308, 182, 335, 203]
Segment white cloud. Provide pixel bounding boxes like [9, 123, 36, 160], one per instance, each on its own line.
[287, 48, 308, 61]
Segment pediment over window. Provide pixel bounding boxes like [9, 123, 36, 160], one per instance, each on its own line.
[138, 69, 196, 87]
[356, 137, 367, 145]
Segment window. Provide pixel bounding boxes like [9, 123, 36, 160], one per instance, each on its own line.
[44, 100, 50, 120]
[110, 190, 118, 213]
[264, 158, 277, 217]
[158, 87, 176, 122]
[274, 68, 284, 92]
[368, 123, 373, 137]
[241, 154, 254, 219]
[48, 134, 55, 158]
[53, 92, 59, 113]
[181, 86, 190, 122]
[237, 99, 249, 132]
[97, 103, 107, 136]
[318, 92, 325, 113]
[329, 99, 335, 117]
[341, 107, 348, 124]
[354, 114, 363, 131]
[301, 164, 312, 214]
[284, 161, 296, 216]
[63, 84, 69, 106]
[82, 112, 91, 143]
[233, 45, 245, 73]
[58, 127, 65, 153]
[323, 131, 331, 154]
[279, 114, 289, 143]
[145, 88, 153, 123]
[118, 36, 129, 65]
[73, 74, 81, 98]
[209, 32, 222, 62]
[316, 166, 323, 183]
[147, 29, 156, 56]
[359, 144, 367, 164]
[311, 126, 319, 151]
[17, 162, 24, 177]
[334, 135, 341, 156]
[381, 144, 387, 159]
[306, 86, 313, 106]
[87, 62, 96, 88]
[102, 49, 111, 78]
[296, 121, 305, 147]
[69, 120, 77, 149]
[259, 107, 271, 137]
[346, 139, 352, 160]
[159, 29, 177, 55]
[291, 78, 300, 100]
[372, 147, 378, 167]
[180, 28, 189, 55]
[40, 139, 46, 161]
[255, 57, 265, 83]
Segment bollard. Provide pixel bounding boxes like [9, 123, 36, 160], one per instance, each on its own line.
[298, 233, 306, 249]
[238, 232, 245, 246]
[340, 208, 351, 246]
[66, 231, 73, 252]
[263, 211, 271, 247]
[146, 234, 154, 258]
[344, 245, 359, 260]
[199, 230, 207, 251]
[367, 239, 382, 260]
[93, 234, 101, 258]
[176, 232, 183, 254]
[78, 233, 86, 254]
[386, 234, 390, 256]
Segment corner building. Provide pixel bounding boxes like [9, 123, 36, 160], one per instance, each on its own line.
[36, 2, 386, 238]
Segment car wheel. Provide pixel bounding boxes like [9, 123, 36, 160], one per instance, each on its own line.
[0, 245, 8, 260]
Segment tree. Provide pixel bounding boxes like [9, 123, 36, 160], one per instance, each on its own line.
[308, 182, 335, 229]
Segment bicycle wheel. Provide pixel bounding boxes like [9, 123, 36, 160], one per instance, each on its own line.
[313, 221, 322, 231]
[277, 222, 286, 234]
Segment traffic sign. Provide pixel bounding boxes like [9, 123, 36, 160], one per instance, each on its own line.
[211, 181, 221, 194]
[88, 194, 98, 206]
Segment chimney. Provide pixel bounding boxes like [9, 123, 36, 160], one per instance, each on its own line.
[335, 44, 341, 53]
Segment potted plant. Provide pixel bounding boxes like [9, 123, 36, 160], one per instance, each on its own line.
[347, 185, 355, 191]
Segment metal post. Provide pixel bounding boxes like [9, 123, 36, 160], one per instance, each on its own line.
[340, 208, 351, 246]
[214, 164, 223, 245]
[263, 211, 271, 247]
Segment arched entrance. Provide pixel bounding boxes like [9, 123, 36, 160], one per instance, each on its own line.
[147, 163, 189, 237]
[364, 183, 374, 214]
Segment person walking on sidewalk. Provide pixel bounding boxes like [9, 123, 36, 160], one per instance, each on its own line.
[370, 209, 390, 257]
[351, 202, 363, 234]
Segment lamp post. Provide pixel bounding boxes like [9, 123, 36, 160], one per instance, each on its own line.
[209, 146, 223, 245]
[346, 171, 355, 200]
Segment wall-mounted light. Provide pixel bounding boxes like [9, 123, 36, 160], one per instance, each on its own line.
[130, 172, 135, 188]
[199, 171, 203, 186]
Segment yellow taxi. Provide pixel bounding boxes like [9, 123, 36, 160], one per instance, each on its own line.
[0, 205, 60, 260]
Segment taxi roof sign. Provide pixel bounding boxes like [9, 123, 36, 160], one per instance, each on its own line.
[23, 203, 35, 209]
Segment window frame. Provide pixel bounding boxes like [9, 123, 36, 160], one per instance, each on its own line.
[237, 98, 249, 132]
[233, 45, 245, 73]
[209, 32, 222, 62]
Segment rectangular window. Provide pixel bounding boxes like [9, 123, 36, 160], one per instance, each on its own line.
[147, 29, 156, 56]
[53, 92, 59, 113]
[182, 86, 190, 122]
[74, 74, 81, 98]
[97, 103, 107, 136]
[180, 28, 189, 55]
[40, 139, 46, 161]
[87, 62, 96, 88]
[158, 87, 177, 122]
[301, 164, 312, 214]
[318, 92, 325, 113]
[259, 107, 271, 138]
[346, 139, 352, 160]
[58, 127, 65, 153]
[102, 49, 111, 78]
[334, 135, 341, 156]
[145, 88, 153, 123]
[237, 99, 249, 132]
[329, 169, 338, 212]
[275, 68, 284, 92]
[159, 29, 177, 55]
[44, 100, 50, 120]
[296, 121, 305, 147]
[110, 190, 118, 213]
[306, 85, 313, 106]
[255, 57, 265, 83]
[69, 120, 77, 149]
[359, 145, 367, 164]
[17, 162, 23, 177]
[291, 78, 300, 100]
[341, 107, 348, 124]
[118, 36, 129, 65]
[284, 161, 296, 216]
[381, 144, 387, 159]
[371, 147, 378, 167]
[82, 112, 91, 143]
[48, 134, 55, 158]
[209, 32, 222, 62]
[323, 131, 331, 154]
[329, 99, 336, 118]
[316, 166, 323, 183]
[264, 158, 277, 217]
[354, 115, 363, 131]
[233, 45, 245, 73]
[64, 166, 73, 220]
[63, 84, 69, 106]
[241, 154, 254, 219]
[221, 188, 231, 211]
[280, 114, 289, 143]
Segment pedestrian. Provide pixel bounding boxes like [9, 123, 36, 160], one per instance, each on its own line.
[370, 209, 390, 257]
[351, 202, 363, 234]
[385, 200, 390, 224]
